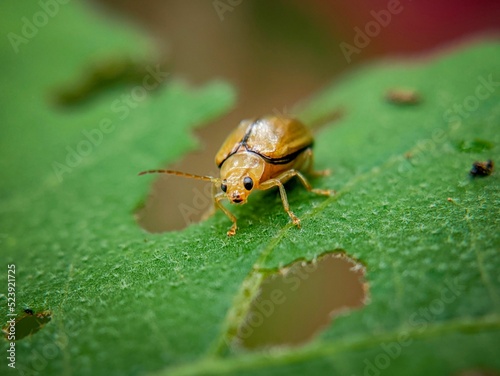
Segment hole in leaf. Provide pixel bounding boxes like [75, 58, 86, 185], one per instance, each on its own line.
[237, 251, 367, 349]
[2, 310, 52, 341]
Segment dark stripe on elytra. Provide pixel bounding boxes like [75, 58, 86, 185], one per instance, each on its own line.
[249, 144, 313, 165]
[241, 119, 259, 147]
[218, 119, 259, 168]
[217, 118, 313, 168]
[218, 144, 313, 168]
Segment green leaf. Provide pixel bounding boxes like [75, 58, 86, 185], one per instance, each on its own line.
[1, 2, 499, 376]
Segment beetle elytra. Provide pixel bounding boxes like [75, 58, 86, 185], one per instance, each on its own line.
[139, 116, 335, 236]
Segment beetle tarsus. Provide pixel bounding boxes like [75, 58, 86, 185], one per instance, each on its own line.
[227, 224, 238, 236]
[311, 188, 336, 196]
[290, 213, 301, 228]
[310, 168, 331, 177]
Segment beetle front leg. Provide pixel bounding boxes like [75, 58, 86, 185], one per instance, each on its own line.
[259, 179, 301, 228]
[214, 192, 238, 236]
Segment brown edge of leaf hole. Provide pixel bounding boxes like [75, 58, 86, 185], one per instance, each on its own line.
[235, 250, 370, 349]
[2, 310, 52, 341]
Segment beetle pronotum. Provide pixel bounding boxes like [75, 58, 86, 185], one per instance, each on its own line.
[139, 116, 335, 236]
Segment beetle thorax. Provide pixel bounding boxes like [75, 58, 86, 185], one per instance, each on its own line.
[220, 152, 265, 204]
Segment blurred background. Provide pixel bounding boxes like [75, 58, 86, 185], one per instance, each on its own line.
[87, 0, 500, 232]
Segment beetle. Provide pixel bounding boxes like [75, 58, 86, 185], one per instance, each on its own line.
[139, 116, 334, 236]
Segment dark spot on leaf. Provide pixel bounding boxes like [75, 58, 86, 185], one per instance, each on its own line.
[385, 88, 421, 105]
[457, 139, 494, 153]
[3, 310, 51, 341]
[237, 251, 367, 349]
[470, 159, 494, 177]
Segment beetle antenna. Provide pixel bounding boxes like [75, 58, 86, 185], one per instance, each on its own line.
[138, 169, 219, 183]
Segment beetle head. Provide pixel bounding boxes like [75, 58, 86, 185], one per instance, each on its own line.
[220, 153, 265, 204]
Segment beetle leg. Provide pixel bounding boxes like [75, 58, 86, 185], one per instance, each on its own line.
[214, 192, 238, 236]
[259, 179, 301, 228]
[266, 168, 335, 197]
[289, 169, 336, 196]
[303, 148, 330, 177]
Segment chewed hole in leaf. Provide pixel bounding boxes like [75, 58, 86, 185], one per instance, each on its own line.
[3, 310, 52, 341]
[237, 251, 368, 349]
[136, 175, 213, 233]
[135, 120, 225, 234]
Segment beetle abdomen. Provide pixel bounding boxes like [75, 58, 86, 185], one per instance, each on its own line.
[215, 116, 314, 168]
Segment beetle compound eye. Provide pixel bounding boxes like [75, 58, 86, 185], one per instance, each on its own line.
[243, 177, 254, 190]
[221, 183, 227, 192]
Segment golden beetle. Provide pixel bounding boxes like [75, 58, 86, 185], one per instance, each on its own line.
[140, 116, 334, 236]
